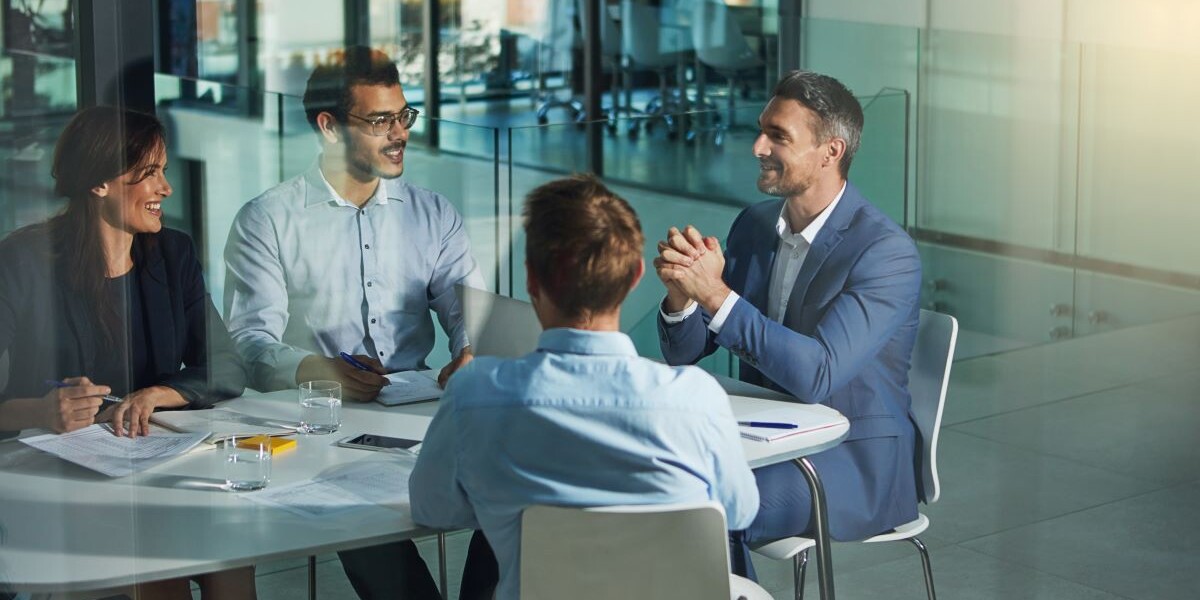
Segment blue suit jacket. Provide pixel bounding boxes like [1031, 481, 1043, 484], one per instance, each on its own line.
[658, 182, 922, 540]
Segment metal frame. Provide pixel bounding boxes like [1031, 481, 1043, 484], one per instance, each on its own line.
[581, 0, 603, 176]
[422, 0, 441, 149]
[73, 0, 156, 111]
[795, 456, 835, 600]
[778, 0, 803, 73]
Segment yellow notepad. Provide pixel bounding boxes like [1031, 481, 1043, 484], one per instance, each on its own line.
[236, 435, 296, 455]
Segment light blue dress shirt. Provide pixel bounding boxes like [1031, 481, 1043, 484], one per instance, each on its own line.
[223, 162, 481, 391]
[410, 328, 760, 600]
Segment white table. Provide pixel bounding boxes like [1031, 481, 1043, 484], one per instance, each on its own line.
[0, 381, 846, 598]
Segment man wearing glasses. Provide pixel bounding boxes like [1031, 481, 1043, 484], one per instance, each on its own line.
[223, 46, 488, 599]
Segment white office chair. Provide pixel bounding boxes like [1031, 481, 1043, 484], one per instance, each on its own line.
[621, 1, 692, 138]
[533, 0, 584, 124]
[521, 502, 772, 600]
[752, 309, 959, 600]
[689, 0, 764, 145]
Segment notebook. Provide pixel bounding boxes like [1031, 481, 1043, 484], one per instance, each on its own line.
[737, 407, 843, 442]
[376, 371, 443, 406]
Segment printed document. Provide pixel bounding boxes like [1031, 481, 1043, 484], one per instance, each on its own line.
[241, 459, 413, 518]
[151, 407, 296, 443]
[20, 425, 209, 476]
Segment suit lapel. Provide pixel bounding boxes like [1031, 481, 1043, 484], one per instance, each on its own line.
[137, 237, 175, 375]
[741, 200, 783, 312]
[783, 184, 865, 324]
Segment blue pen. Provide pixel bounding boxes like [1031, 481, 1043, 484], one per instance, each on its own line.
[338, 352, 373, 372]
[737, 421, 798, 430]
[44, 379, 123, 408]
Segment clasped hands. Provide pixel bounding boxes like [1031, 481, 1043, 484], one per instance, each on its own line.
[654, 225, 732, 315]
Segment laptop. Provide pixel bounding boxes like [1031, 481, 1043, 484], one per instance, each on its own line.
[458, 285, 542, 359]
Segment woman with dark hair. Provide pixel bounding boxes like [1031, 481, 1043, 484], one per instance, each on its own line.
[0, 106, 255, 598]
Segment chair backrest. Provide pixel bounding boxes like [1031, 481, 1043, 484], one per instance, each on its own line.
[520, 502, 733, 600]
[458, 285, 542, 359]
[690, 0, 762, 71]
[622, 1, 691, 69]
[908, 309, 958, 504]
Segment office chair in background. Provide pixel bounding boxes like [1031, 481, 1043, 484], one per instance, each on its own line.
[689, 0, 764, 146]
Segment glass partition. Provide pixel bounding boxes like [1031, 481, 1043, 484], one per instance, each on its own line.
[0, 51, 78, 236]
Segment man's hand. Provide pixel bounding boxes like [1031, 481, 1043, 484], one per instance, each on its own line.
[438, 347, 474, 388]
[654, 226, 732, 314]
[654, 226, 708, 312]
[296, 354, 389, 402]
[106, 385, 187, 437]
[41, 376, 107, 434]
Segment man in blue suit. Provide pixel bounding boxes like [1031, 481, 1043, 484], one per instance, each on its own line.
[655, 70, 923, 579]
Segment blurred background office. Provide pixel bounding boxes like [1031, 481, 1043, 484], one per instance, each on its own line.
[1, 0, 1197, 598]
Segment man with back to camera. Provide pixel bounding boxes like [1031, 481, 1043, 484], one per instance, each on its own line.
[655, 70, 924, 579]
[409, 174, 761, 599]
[223, 46, 491, 599]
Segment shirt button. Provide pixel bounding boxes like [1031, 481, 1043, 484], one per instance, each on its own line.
[371, 318, 377, 324]
[364, 243, 371, 250]
[367, 281, 373, 287]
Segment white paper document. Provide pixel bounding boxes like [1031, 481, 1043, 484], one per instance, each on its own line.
[376, 371, 442, 406]
[20, 425, 209, 477]
[738, 407, 843, 442]
[241, 459, 414, 518]
[151, 407, 297, 443]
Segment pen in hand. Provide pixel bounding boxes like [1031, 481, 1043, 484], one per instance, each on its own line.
[737, 421, 798, 430]
[338, 352, 373, 372]
[44, 379, 123, 409]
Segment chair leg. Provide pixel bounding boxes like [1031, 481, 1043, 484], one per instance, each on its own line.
[909, 537, 936, 600]
[793, 549, 809, 600]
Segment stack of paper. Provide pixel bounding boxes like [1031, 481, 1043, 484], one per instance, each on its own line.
[151, 407, 297, 444]
[20, 425, 209, 477]
[377, 371, 442, 406]
[738, 407, 842, 442]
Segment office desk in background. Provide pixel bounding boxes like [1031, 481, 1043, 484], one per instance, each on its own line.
[0, 380, 846, 598]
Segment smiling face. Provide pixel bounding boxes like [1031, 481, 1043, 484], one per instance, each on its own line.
[752, 97, 837, 198]
[341, 83, 410, 181]
[92, 142, 172, 235]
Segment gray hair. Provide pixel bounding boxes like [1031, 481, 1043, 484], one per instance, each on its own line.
[772, 71, 863, 178]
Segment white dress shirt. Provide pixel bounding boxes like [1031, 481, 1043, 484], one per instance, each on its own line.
[662, 183, 846, 330]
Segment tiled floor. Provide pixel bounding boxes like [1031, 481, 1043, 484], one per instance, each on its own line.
[242, 313, 1200, 599]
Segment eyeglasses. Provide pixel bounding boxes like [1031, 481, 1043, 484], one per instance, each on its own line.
[345, 106, 420, 136]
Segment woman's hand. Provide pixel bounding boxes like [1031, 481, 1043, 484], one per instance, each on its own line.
[106, 386, 187, 437]
[42, 376, 109, 433]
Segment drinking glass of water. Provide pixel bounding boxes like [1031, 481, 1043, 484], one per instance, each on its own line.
[223, 437, 271, 492]
[299, 380, 342, 434]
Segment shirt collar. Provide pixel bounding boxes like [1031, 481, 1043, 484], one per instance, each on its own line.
[303, 159, 395, 208]
[775, 181, 848, 244]
[536, 328, 638, 357]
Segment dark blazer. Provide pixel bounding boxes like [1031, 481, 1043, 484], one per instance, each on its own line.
[0, 225, 246, 428]
[658, 182, 923, 540]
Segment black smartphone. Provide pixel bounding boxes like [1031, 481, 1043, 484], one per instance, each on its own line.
[336, 434, 422, 453]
